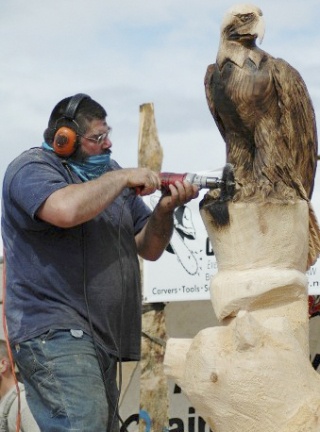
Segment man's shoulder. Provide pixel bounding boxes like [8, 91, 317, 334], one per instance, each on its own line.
[8, 147, 58, 169]
[4, 148, 65, 186]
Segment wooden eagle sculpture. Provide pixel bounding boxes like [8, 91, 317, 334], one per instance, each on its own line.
[204, 3, 320, 267]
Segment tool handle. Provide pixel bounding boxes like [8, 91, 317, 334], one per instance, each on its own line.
[135, 172, 185, 195]
[160, 172, 187, 192]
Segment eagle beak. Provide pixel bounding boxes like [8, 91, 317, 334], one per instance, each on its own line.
[255, 16, 265, 44]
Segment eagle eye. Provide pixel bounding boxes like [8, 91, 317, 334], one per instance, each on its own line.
[238, 13, 254, 23]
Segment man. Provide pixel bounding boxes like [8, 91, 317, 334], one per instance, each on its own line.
[1, 94, 199, 432]
[0, 340, 40, 432]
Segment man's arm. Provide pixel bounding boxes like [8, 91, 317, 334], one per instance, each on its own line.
[37, 167, 160, 228]
[135, 181, 199, 261]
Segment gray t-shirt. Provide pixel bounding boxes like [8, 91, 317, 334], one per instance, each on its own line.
[0, 382, 40, 432]
[2, 148, 151, 360]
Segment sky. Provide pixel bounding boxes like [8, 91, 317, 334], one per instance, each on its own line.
[0, 0, 320, 252]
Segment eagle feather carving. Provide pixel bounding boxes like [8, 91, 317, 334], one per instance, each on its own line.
[204, 3, 320, 267]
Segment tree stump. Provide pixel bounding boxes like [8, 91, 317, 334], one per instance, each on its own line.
[164, 201, 320, 431]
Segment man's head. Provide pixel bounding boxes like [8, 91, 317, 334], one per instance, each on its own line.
[43, 94, 111, 159]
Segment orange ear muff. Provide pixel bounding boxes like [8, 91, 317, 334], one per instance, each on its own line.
[53, 127, 77, 157]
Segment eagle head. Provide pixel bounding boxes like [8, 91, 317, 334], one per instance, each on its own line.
[221, 3, 265, 45]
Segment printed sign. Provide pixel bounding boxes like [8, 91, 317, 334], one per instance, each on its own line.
[120, 380, 213, 432]
[143, 188, 217, 303]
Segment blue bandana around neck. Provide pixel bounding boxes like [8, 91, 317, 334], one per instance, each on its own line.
[42, 142, 111, 181]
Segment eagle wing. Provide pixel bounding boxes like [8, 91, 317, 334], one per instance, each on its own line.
[271, 57, 318, 199]
[204, 64, 228, 143]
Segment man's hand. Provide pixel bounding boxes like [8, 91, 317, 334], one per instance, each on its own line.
[157, 181, 200, 213]
[135, 180, 199, 261]
[122, 167, 161, 196]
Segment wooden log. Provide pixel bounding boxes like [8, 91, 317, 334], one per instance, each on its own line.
[137, 103, 169, 432]
[164, 201, 320, 432]
[138, 103, 163, 172]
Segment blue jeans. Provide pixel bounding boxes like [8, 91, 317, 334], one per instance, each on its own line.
[12, 329, 120, 432]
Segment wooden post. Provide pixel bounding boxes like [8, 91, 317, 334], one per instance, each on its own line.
[137, 103, 169, 432]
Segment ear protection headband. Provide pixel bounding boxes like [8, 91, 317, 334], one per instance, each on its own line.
[53, 93, 90, 157]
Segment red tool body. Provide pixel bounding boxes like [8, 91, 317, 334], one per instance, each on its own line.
[160, 172, 223, 192]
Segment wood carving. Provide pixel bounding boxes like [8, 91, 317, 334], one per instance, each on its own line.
[164, 4, 320, 431]
[203, 3, 320, 267]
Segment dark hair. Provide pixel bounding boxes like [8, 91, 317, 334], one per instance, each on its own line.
[43, 95, 107, 145]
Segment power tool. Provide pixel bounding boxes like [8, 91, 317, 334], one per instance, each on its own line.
[160, 163, 235, 195]
[160, 172, 223, 192]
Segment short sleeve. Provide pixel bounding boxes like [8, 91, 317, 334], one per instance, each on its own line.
[9, 161, 69, 219]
